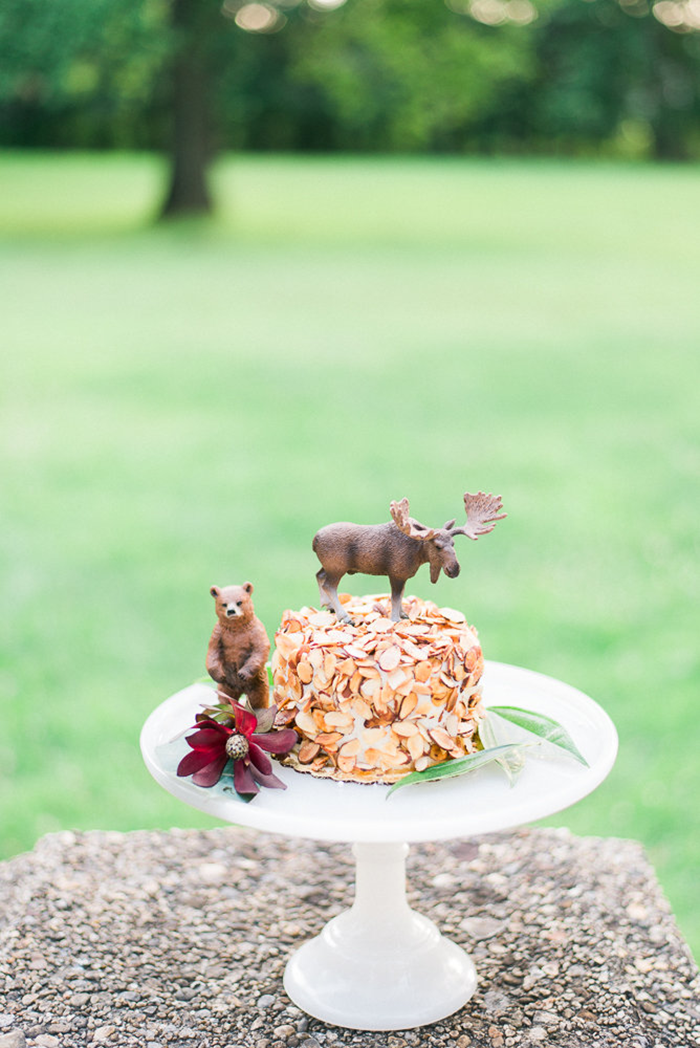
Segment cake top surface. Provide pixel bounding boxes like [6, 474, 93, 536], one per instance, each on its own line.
[275, 593, 480, 662]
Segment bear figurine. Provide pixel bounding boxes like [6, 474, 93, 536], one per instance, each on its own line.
[207, 582, 270, 710]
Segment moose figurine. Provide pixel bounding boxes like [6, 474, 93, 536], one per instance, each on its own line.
[312, 491, 506, 623]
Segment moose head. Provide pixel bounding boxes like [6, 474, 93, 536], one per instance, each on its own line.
[312, 491, 506, 623]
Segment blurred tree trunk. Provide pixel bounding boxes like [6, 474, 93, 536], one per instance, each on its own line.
[650, 121, 689, 162]
[160, 0, 213, 217]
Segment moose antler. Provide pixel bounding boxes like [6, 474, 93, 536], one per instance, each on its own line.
[390, 498, 438, 541]
[449, 492, 507, 541]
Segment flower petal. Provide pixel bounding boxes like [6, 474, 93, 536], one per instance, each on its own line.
[253, 728, 297, 754]
[177, 749, 219, 777]
[234, 705, 258, 738]
[185, 726, 229, 750]
[192, 751, 229, 787]
[234, 759, 260, 796]
[249, 765, 287, 790]
[248, 742, 272, 778]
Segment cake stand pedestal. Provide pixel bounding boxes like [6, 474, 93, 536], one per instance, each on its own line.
[140, 661, 618, 1031]
[282, 840, 476, 1029]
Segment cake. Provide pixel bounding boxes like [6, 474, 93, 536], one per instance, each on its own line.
[272, 593, 485, 784]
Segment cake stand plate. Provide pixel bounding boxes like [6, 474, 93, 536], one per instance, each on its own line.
[141, 661, 617, 1031]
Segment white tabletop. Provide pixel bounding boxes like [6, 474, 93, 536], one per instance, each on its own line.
[140, 661, 618, 844]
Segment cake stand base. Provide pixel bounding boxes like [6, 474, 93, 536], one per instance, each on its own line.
[283, 842, 477, 1031]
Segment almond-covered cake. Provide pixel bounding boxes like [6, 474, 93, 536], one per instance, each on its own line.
[272, 594, 485, 784]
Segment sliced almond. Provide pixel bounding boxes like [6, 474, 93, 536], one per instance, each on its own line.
[428, 726, 457, 751]
[445, 689, 458, 713]
[339, 737, 361, 757]
[295, 710, 317, 736]
[380, 749, 410, 768]
[401, 639, 425, 660]
[406, 732, 426, 762]
[360, 677, 379, 699]
[325, 711, 354, 730]
[297, 661, 313, 684]
[345, 645, 367, 660]
[298, 741, 321, 763]
[275, 633, 303, 661]
[305, 648, 322, 671]
[368, 617, 394, 633]
[366, 710, 395, 728]
[464, 648, 479, 671]
[443, 712, 459, 737]
[393, 721, 419, 738]
[364, 747, 384, 768]
[315, 731, 343, 750]
[307, 611, 336, 628]
[313, 671, 330, 693]
[387, 667, 408, 691]
[352, 697, 373, 721]
[378, 645, 401, 672]
[414, 658, 431, 683]
[399, 692, 418, 718]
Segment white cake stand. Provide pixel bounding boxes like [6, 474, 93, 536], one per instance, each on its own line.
[140, 661, 618, 1032]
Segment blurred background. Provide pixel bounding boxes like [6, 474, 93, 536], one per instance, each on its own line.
[1, 0, 699, 960]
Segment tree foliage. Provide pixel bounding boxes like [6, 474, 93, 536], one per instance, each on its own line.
[1, 0, 699, 160]
[283, 0, 536, 151]
[0, 0, 170, 147]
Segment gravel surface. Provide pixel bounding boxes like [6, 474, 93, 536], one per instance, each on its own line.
[0, 826, 698, 1048]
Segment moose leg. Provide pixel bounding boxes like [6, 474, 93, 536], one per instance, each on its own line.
[389, 576, 408, 622]
[316, 568, 332, 607]
[316, 569, 351, 623]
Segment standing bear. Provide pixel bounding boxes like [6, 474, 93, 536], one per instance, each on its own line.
[207, 582, 270, 710]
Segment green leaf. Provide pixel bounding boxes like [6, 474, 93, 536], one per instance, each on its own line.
[487, 706, 589, 767]
[478, 715, 526, 787]
[196, 702, 236, 724]
[386, 743, 526, 798]
[223, 785, 255, 804]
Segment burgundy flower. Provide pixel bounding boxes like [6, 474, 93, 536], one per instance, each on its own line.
[176, 703, 297, 798]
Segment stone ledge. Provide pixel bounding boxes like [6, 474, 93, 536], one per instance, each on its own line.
[0, 827, 698, 1048]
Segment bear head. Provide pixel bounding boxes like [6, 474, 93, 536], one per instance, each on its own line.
[210, 582, 255, 624]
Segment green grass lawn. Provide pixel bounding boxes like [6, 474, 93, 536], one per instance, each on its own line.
[1, 150, 699, 958]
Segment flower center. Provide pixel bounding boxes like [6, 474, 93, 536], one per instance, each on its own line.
[225, 734, 250, 761]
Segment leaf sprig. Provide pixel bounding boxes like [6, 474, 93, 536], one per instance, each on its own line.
[387, 705, 588, 797]
[386, 743, 526, 797]
[488, 706, 589, 767]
